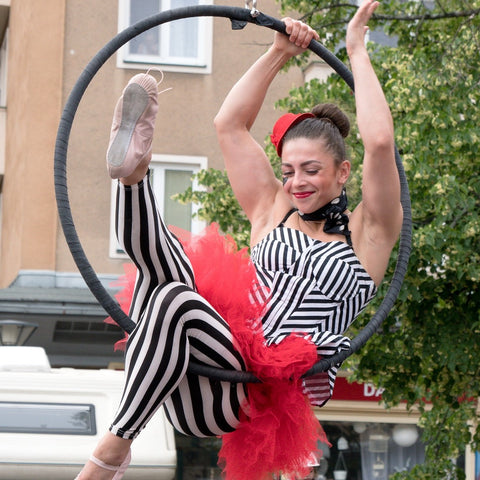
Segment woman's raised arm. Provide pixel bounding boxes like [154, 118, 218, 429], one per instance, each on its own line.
[214, 19, 319, 228]
[348, 0, 403, 247]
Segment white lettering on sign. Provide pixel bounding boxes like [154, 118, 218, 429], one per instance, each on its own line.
[364, 383, 385, 397]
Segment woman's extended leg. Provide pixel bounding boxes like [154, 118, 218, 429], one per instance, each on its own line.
[75, 73, 246, 479]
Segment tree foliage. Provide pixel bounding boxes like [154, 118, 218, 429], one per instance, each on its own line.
[179, 1, 480, 477]
[175, 168, 251, 247]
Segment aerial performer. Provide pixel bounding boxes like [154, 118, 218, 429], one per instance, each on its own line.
[75, 1, 402, 479]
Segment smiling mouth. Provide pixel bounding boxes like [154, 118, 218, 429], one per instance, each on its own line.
[293, 192, 313, 199]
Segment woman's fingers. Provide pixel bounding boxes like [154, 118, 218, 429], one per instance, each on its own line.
[346, 0, 379, 52]
[351, 0, 379, 28]
[283, 17, 319, 49]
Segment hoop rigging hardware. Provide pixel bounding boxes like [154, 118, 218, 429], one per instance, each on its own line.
[245, 0, 260, 17]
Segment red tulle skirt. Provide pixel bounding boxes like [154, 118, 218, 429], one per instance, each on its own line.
[107, 224, 328, 480]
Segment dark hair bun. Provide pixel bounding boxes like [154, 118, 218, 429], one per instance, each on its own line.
[311, 103, 350, 138]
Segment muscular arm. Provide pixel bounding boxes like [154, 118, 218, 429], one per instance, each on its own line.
[214, 20, 319, 233]
[347, 0, 403, 282]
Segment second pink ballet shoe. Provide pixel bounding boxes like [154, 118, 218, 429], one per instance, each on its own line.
[107, 72, 159, 179]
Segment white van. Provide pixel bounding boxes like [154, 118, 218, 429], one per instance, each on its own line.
[0, 346, 176, 480]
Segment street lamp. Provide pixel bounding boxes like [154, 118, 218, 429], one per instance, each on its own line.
[0, 320, 38, 346]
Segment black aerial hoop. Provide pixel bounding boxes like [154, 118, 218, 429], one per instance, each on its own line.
[54, 4, 412, 384]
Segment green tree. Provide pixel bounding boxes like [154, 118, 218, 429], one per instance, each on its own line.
[178, 2, 480, 477]
[175, 168, 251, 247]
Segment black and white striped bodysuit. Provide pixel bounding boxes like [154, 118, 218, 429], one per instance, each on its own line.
[109, 175, 376, 440]
[251, 210, 377, 406]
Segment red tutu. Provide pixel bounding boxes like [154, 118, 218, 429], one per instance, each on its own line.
[108, 224, 328, 479]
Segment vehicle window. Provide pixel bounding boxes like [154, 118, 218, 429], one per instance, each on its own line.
[0, 401, 97, 435]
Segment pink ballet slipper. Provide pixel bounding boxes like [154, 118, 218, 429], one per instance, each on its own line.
[75, 449, 131, 479]
[106, 72, 159, 179]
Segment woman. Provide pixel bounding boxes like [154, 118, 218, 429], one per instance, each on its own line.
[76, 1, 401, 479]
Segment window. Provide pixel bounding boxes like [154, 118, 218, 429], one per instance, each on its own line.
[110, 154, 207, 258]
[53, 320, 124, 344]
[174, 421, 427, 480]
[0, 402, 97, 435]
[118, 0, 213, 74]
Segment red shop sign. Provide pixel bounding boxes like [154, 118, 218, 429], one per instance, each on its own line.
[332, 377, 384, 402]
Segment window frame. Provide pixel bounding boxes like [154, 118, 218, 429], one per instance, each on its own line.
[117, 0, 214, 74]
[109, 154, 207, 259]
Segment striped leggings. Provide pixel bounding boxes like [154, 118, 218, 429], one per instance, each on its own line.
[109, 175, 247, 439]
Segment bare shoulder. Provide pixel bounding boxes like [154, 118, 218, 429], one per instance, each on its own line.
[349, 202, 403, 286]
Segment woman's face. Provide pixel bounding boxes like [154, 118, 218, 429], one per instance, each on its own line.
[281, 137, 350, 213]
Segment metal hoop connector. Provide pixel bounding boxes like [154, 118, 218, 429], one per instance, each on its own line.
[245, 0, 260, 17]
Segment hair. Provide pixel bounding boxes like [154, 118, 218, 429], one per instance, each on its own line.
[282, 103, 350, 166]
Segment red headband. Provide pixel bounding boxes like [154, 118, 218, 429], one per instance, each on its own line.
[270, 112, 315, 156]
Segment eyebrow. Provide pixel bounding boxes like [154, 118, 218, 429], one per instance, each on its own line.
[281, 160, 322, 168]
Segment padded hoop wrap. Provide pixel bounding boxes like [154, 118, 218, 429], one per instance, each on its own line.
[54, 5, 412, 383]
